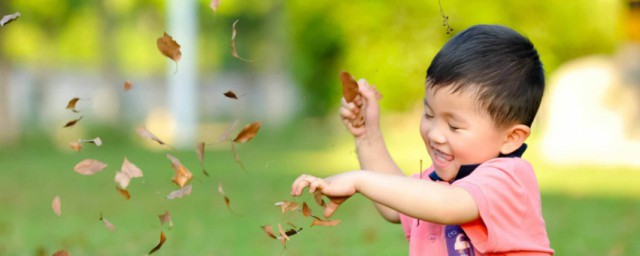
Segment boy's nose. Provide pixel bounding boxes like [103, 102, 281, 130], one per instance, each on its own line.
[427, 126, 446, 145]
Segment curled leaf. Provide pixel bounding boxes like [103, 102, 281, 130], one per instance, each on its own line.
[223, 91, 238, 100]
[116, 186, 131, 200]
[230, 20, 253, 62]
[63, 116, 83, 128]
[196, 142, 209, 176]
[261, 225, 277, 239]
[157, 32, 182, 63]
[73, 159, 107, 175]
[159, 211, 173, 229]
[233, 121, 261, 143]
[66, 97, 80, 113]
[99, 213, 116, 232]
[314, 190, 326, 208]
[278, 224, 290, 241]
[148, 231, 167, 255]
[275, 200, 299, 213]
[115, 157, 143, 189]
[217, 183, 240, 215]
[166, 184, 192, 199]
[230, 142, 247, 173]
[136, 126, 170, 147]
[340, 71, 359, 103]
[166, 154, 193, 188]
[302, 202, 312, 217]
[52, 195, 61, 216]
[1, 12, 21, 27]
[311, 217, 341, 227]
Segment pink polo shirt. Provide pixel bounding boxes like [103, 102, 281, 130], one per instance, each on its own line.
[399, 157, 554, 255]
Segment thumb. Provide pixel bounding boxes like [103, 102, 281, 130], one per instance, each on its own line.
[323, 201, 340, 218]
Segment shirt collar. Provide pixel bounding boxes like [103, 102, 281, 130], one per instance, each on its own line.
[428, 143, 528, 183]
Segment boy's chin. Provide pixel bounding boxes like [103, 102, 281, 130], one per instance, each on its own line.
[433, 168, 458, 182]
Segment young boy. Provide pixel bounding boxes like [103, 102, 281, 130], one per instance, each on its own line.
[291, 25, 554, 255]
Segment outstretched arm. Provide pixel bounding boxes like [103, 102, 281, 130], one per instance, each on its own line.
[291, 171, 479, 225]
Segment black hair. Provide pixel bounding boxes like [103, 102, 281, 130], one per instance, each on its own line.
[426, 24, 544, 127]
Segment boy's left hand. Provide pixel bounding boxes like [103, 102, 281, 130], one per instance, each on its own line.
[291, 172, 360, 218]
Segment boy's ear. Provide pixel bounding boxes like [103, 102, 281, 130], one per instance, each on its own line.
[500, 124, 531, 155]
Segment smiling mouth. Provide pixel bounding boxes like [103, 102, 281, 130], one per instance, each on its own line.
[432, 148, 454, 166]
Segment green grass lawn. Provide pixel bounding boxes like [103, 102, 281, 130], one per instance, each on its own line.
[1, 120, 639, 255]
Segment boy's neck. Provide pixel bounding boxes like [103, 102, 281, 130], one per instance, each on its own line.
[429, 144, 528, 183]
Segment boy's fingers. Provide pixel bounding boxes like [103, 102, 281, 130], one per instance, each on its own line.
[323, 201, 340, 218]
[339, 107, 356, 120]
[291, 174, 313, 196]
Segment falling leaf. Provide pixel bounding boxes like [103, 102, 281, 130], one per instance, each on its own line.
[1, 12, 21, 27]
[217, 183, 240, 215]
[157, 32, 182, 63]
[302, 202, 312, 217]
[195, 142, 209, 176]
[159, 211, 173, 229]
[230, 20, 253, 62]
[123, 80, 133, 91]
[275, 200, 299, 213]
[278, 224, 290, 241]
[166, 154, 193, 188]
[215, 119, 240, 144]
[230, 142, 247, 173]
[79, 137, 102, 146]
[52, 195, 61, 216]
[69, 141, 82, 151]
[116, 186, 131, 200]
[63, 116, 83, 128]
[52, 250, 70, 256]
[166, 184, 192, 199]
[233, 121, 261, 143]
[148, 231, 167, 255]
[73, 159, 107, 175]
[223, 91, 238, 100]
[136, 126, 171, 147]
[99, 212, 116, 232]
[261, 225, 277, 239]
[115, 157, 143, 189]
[340, 71, 359, 103]
[66, 97, 80, 113]
[210, 0, 221, 12]
[314, 190, 326, 208]
[311, 217, 341, 227]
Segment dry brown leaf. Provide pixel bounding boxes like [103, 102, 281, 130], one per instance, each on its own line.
[215, 119, 240, 144]
[159, 210, 173, 229]
[157, 32, 181, 63]
[210, 0, 221, 12]
[69, 141, 82, 151]
[166, 184, 192, 199]
[66, 97, 80, 113]
[1, 12, 21, 27]
[311, 217, 341, 227]
[261, 225, 277, 239]
[136, 126, 170, 147]
[275, 200, 299, 213]
[166, 154, 193, 188]
[116, 186, 131, 200]
[314, 190, 326, 208]
[278, 224, 290, 241]
[230, 20, 252, 62]
[52, 195, 61, 216]
[195, 142, 209, 176]
[99, 212, 116, 232]
[302, 202, 312, 217]
[63, 116, 83, 128]
[73, 159, 107, 175]
[340, 71, 359, 103]
[148, 231, 166, 255]
[115, 157, 143, 189]
[223, 91, 238, 100]
[52, 250, 70, 256]
[233, 121, 261, 143]
[230, 142, 247, 173]
[217, 183, 240, 215]
[79, 137, 102, 146]
[123, 80, 133, 91]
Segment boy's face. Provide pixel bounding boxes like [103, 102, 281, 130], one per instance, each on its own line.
[420, 85, 509, 182]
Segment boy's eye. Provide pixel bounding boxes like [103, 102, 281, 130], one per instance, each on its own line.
[448, 124, 459, 131]
[424, 113, 434, 119]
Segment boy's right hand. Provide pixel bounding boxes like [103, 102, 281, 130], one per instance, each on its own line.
[340, 78, 382, 138]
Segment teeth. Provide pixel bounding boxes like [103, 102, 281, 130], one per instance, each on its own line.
[435, 149, 453, 161]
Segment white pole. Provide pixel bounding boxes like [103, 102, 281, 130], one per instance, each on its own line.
[167, 0, 198, 149]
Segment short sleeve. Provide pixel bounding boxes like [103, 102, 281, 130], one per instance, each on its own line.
[452, 158, 553, 254]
